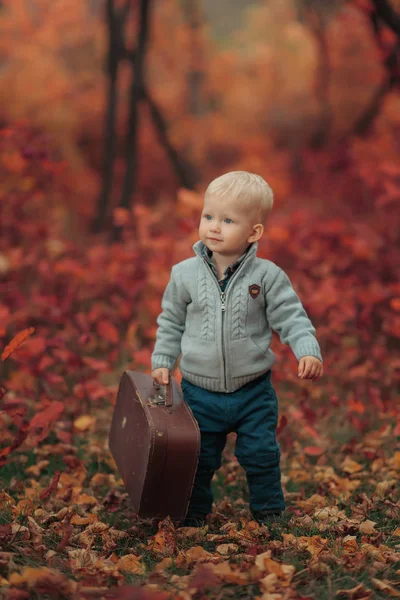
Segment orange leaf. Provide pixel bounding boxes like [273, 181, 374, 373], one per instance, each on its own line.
[113, 207, 131, 226]
[83, 357, 109, 371]
[28, 401, 64, 444]
[0, 422, 30, 467]
[96, 320, 119, 344]
[390, 298, 400, 312]
[277, 414, 288, 435]
[347, 397, 365, 414]
[304, 446, 325, 456]
[39, 470, 61, 500]
[1, 327, 35, 361]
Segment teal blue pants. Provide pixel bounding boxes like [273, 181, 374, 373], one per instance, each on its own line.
[181, 371, 285, 518]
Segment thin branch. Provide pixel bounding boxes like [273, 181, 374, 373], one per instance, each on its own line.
[144, 88, 198, 188]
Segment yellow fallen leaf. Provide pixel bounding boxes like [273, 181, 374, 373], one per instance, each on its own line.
[185, 546, 213, 560]
[73, 415, 96, 432]
[392, 452, 400, 470]
[314, 507, 346, 522]
[107, 527, 129, 541]
[371, 578, 400, 597]
[213, 561, 250, 584]
[360, 543, 381, 557]
[216, 543, 239, 555]
[259, 592, 283, 600]
[178, 525, 208, 537]
[335, 583, 373, 598]
[68, 549, 99, 569]
[153, 557, 173, 572]
[25, 460, 49, 477]
[342, 535, 358, 553]
[70, 514, 98, 526]
[9, 567, 77, 594]
[296, 493, 326, 513]
[289, 535, 329, 558]
[255, 551, 272, 570]
[13, 498, 35, 517]
[0, 492, 15, 508]
[341, 457, 363, 474]
[75, 494, 97, 507]
[118, 554, 146, 575]
[376, 480, 397, 497]
[393, 528, 400, 537]
[81, 522, 109, 534]
[175, 545, 216, 568]
[359, 520, 377, 534]
[259, 572, 278, 593]
[90, 473, 112, 488]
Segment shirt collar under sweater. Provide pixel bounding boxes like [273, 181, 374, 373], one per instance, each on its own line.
[193, 240, 256, 287]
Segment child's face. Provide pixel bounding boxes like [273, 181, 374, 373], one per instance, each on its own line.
[199, 194, 262, 256]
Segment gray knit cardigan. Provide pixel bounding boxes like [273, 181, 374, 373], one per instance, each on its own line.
[151, 240, 322, 392]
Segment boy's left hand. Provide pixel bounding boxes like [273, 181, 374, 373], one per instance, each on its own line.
[298, 356, 323, 381]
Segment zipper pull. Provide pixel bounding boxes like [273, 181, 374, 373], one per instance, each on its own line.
[220, 292, 226, 312]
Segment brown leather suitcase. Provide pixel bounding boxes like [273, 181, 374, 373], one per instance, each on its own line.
[108, 370, 200, 522]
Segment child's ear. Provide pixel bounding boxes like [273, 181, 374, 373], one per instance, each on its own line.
[248, 224, 264, 242]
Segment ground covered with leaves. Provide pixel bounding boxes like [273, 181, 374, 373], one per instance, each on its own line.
[0, 413, 398, 600]
[0, 125, 399, 598]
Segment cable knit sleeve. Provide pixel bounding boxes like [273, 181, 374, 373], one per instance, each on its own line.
[264, 267, 323, 362]
[151, 265, 190, 371]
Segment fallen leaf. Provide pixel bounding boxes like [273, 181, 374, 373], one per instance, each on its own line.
[1, 327, 35, 361]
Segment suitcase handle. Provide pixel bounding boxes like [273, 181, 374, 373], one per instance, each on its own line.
[152, 380, 173, 409]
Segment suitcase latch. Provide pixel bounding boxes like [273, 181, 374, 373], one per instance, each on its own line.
[148, 381, 170, 407]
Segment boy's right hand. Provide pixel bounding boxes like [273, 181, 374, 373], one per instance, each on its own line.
[151, 368, 170, 385]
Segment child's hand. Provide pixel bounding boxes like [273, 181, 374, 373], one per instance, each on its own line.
[298, 357, 323, 381]
[152, 368, 170, 385]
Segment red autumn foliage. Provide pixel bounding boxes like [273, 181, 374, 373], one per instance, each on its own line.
[0, 2, 399, 597]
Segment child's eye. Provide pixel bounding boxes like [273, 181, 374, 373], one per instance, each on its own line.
[224, 218, 232, 224]
[204, 215, 212, 220]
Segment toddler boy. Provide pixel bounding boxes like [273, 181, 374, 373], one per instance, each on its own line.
[151, 171, 323, 526]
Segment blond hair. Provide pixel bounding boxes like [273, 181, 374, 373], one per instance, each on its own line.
[205, 171, 274, 223]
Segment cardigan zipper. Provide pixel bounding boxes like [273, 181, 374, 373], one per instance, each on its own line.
[204, 257, 249, 391]
[220, 291, 226, 389]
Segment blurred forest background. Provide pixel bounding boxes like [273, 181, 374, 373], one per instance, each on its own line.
[0, 0, 399, 597]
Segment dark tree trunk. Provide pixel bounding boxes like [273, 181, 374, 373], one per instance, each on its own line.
[307, 9, 332, 148]
[92, 0, 130, 233]
[95, 0, 198, 239]
[182, 0, 205, 116]
[349, 0, 400, 137]
[113, 0, 152, 242]
[352, 44, 399, 136]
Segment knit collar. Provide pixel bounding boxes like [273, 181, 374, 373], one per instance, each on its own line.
[192, 239, 258, 264]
